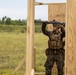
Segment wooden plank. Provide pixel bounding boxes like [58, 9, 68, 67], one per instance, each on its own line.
[14, 47, 36, 74]
[48, 3, 66, 22]
[14, 56, 26, 73]
[32, 47, 36, 69]
[31, 69, 34, 75]
[25, 0, 35, 75]
[35, 2, 65, 6]
[48, 3, 66, 31]
[66, 0, 76, 75]
[48, 3, 66, 73]
[35, 72, 45, 75]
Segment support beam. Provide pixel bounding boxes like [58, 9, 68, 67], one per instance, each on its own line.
[35, 2, 66, 6]
[14, 56, 26, 73]
[66, 0, 76, 75]
[25, 0, 35, 75]
[31, 69, 34, 75]
[14, 47, 36, 73]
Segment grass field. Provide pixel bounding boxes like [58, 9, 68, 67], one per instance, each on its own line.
[0, 24, 58, 75]
[0, 32, 49, 75]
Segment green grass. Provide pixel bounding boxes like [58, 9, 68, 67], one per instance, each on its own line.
[0, 32, 57, 75]
[0, 32, 26, 75]
[34, 33, 48, 72]
[0, 25, 41, 33]
[0, 32, 48, 75]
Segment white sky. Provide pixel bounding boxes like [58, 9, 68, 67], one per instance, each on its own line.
[0, 0, 66, 20]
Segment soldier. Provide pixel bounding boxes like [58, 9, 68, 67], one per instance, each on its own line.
[42, 20, 65, 75]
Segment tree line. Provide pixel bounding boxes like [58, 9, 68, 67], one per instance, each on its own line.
[0, 16, 42, 25]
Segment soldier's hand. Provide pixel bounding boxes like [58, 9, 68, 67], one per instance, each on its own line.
[43, 21, 48, 25]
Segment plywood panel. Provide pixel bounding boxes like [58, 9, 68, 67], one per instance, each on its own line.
[48, 3, 66, 22]
[66, 0, 76, 75]
[48, 3, 66, 30]
[48, 3, 66, 73]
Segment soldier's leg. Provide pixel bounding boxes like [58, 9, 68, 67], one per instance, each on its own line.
[45, 67, 52, 75]
[45, 60, 54, 75]
[44, 48, 54, 75]
[62, 48, 65, 60]
[56, 53, 64, 75]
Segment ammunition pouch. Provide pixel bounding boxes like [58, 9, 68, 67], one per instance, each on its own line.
[48, 40, 64, 49]
[45, 48, 51, 56]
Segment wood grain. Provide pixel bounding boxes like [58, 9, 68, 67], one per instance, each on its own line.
[25, 0, 35, 75]
[48, 3, 66, 73]
[66, 0, 76, 75]
[48, 3, 66, 31]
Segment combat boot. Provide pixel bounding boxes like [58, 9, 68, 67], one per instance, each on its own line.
[46, 72, 52, 75]
[45, 69, 52, 75]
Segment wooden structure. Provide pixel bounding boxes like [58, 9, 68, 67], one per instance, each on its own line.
[48, 3, 66, 72]
[48, 3, 66, 30]
[14, 0, 76, 75]
[48, 3, 66, 22]
[26, 1, 66, 75]
[25, 0, 35, 75]
[66, 0, 76, 75]
[13, 0, 76, 75]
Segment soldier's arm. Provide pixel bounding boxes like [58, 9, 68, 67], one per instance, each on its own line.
[61, 26, 65, 38]
[60, 26, 65, 47]
[42, 22, 50, 36]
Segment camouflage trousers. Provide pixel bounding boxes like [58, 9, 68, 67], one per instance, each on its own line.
[44, 48, 65, 75]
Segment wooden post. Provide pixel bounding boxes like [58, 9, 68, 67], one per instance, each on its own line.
[25, 0, 35, 75]
[31, 69, 34, 75]
[66, 0, 76, 75]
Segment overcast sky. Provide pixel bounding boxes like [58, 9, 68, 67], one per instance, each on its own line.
[0, 0, 66, 20]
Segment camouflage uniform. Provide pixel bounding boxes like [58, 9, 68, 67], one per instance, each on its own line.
[42, 22, 65, 75]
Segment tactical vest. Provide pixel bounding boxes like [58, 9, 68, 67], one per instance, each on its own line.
[48, 31, 63, 49]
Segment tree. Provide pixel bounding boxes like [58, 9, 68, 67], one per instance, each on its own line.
[0, 18, 2, 24]
[6, 17, 11, 25]
[2, 16, 7, 24]
[35, 19, 42, 25]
